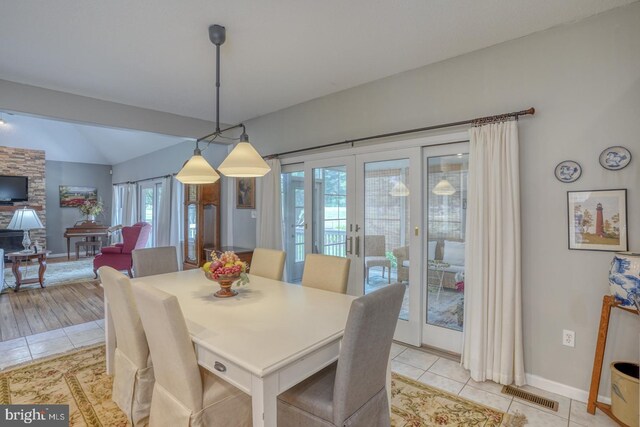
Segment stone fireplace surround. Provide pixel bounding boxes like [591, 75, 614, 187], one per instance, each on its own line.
[0, 146, 46, 258]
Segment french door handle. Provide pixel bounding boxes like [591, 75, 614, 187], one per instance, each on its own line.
[355, 236, 360, 257]
[346, 236, 353, 255]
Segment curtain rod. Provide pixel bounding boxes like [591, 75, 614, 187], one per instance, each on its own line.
[264, 107, 534, 159]
[112, 173, 175, 186]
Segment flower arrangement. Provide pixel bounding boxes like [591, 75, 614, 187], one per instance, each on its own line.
[202, 251, 249, 286]
[78, 199, 104, 217]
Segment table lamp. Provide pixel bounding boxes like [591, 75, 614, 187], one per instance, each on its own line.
[8, 207, 44, 252]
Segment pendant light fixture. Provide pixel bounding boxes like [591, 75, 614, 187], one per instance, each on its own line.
[432, 178, 456, 196]
[175, 142, 220, 184]
[176, 24, 270, 183]
[389, 181, 410, 197]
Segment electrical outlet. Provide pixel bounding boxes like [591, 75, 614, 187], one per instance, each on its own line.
[563, 330, 575, 347]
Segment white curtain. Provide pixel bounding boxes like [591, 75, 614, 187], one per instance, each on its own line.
[156, 176, 172, 247]
[462, 120, 525, 386]
[170, 178, 184, 266]
[121, 183, 138, 226]
[111, 185, 122, 226]
[256, 159, 283, 250]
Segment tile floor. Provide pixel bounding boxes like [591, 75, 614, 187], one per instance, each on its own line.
[0, 319, 105, 370]
[389, 343, 619, 427]
[0, 326, 619, 427]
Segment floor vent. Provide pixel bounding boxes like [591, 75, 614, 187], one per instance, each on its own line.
[501, 386, 559, 412]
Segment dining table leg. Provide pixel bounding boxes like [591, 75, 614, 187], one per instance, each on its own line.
[251, 374, 279, 427]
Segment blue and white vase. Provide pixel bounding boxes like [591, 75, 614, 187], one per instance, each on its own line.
[609, 252, 640, 307]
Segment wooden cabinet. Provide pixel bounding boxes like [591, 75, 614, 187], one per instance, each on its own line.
[183, 182, 221, 269]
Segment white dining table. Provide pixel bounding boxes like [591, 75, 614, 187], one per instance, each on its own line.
[104, 269, 356, 427]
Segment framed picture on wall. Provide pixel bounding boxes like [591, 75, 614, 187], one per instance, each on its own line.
[236, 177, 256, 209]
[59, 186, 98, 207]
[567, 189, 627, 251]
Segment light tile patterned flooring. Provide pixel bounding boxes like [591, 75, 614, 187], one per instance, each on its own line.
[0, 319, 105, 370]
[0, 325, 618, 426]
[389, 343, 618, 427]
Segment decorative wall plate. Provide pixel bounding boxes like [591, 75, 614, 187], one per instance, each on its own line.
[599, 146, 631, 170]
[554, 160, 582, 183]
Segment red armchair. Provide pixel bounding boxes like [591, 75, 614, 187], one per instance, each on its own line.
[93, 222, 151, 277]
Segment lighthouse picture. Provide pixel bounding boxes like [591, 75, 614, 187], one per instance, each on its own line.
[567, 189, 628, 251]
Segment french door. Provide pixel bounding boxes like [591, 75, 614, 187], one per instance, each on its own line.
[421, 142, 469, 353]
[354, 148, 422, 345]
[303, 158, 358, 292]
[280, 140, 469, 351]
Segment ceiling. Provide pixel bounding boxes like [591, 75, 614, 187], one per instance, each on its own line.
[0, 0, 635, 126]
[0, 1, 635, 165]
[0, 113, 185, 165]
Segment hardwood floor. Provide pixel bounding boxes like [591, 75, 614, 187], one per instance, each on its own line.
[0, 281, 103, 342]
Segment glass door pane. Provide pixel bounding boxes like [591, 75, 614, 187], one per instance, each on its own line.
[362, 159, 410, 322]
[422, 145, 469, 353]
[355, 147, 421, 346]
[312, 166, 347, 256]
[281, 169, 305, 283]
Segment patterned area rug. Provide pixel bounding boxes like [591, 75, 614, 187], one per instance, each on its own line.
[3, 258, 96, 293]
[0, 345, 127, 426]
[0, 346, 526, 427]
[391, 373, 526, 427]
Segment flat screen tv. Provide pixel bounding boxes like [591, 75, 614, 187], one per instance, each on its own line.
[0, 175, 29, 203]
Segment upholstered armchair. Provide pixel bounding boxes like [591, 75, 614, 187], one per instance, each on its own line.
[93, 222, 151, 277]
[393, 245, 409, 283]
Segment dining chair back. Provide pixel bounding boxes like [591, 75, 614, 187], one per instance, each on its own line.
[132, 246, 179, 278]
[250, 248, 286, 281]
[132, 282, 251, 427]
[332, 283, 405, 425]
[98, 266, 153, 426]
[277, 284, 405, 427]
[301, 254, 350, 294]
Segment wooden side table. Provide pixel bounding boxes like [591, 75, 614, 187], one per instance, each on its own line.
[6, 250, 52, 292]
[587, 295, 639, 425]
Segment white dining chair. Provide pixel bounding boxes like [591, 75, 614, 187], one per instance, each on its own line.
[301, 254, 351, 294]
[250, 248, 286, 281]
[132, 246, 179, 278]
[277, 283, 405, 427]
[132, 281, 252, 427]
[98, 266, 154, 426]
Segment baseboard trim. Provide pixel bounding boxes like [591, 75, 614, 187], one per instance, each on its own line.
[525, 373, 611, 404]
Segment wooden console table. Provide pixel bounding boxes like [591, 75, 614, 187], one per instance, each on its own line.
[587, 295, 639, 425]
[6, 250, 52, 292]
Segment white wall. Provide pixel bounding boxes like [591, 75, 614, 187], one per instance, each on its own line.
[243, 4, 640, 397]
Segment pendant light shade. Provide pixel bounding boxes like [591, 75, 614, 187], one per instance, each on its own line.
[218, 134, 271, 177]
[432, 178, 456, 196]
[176, 148, 220, 184]
[389, 182, 410, 197]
